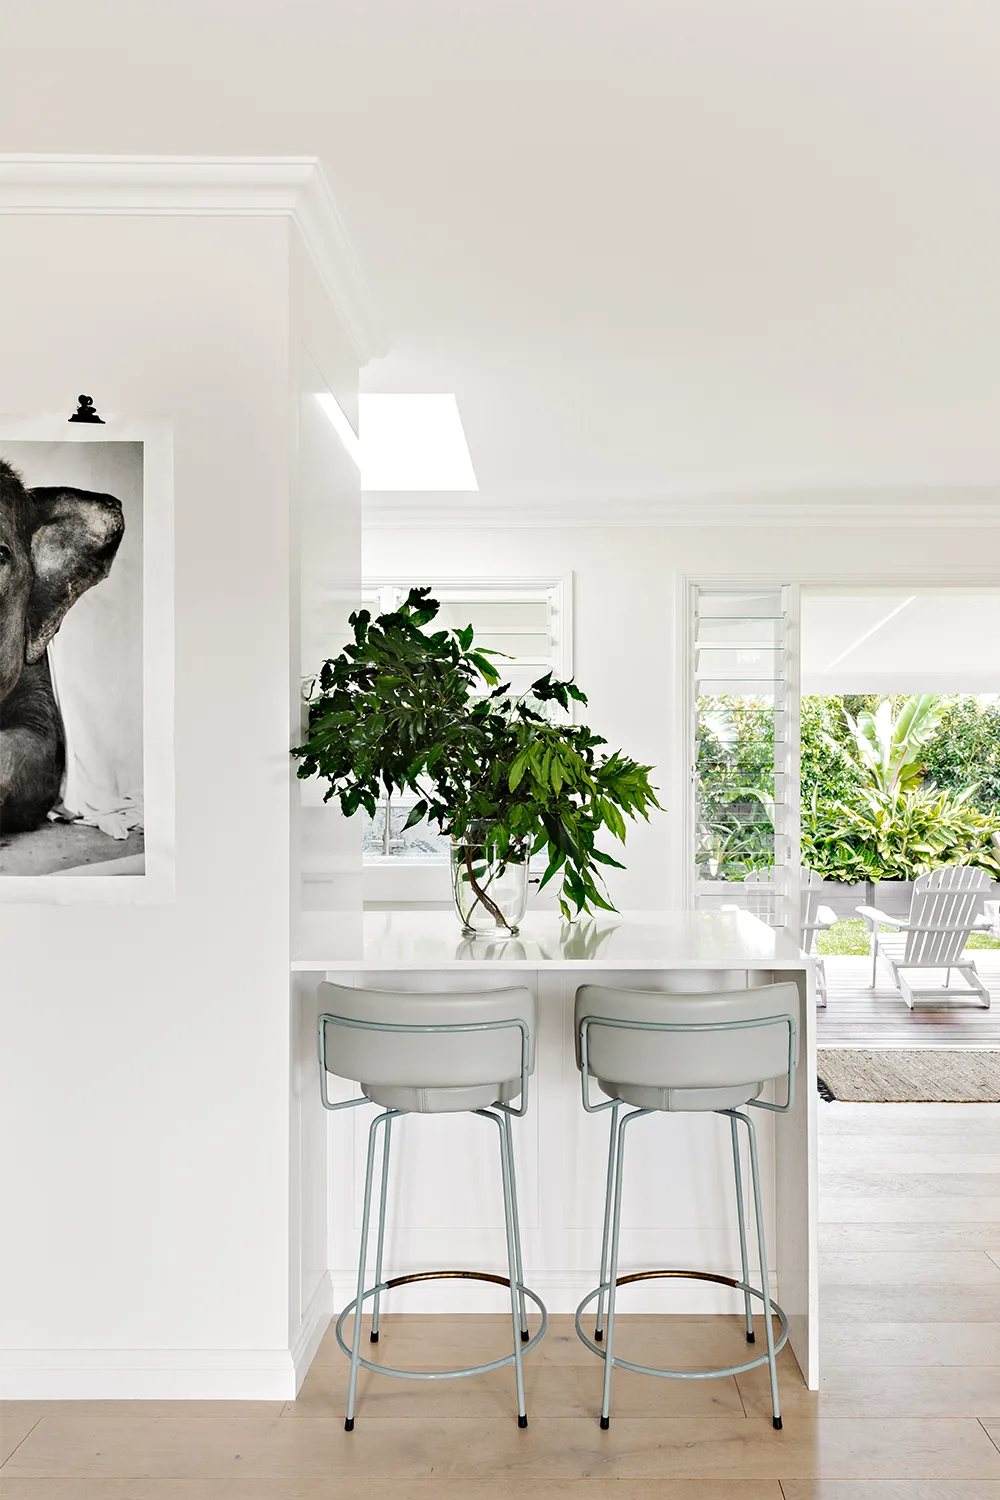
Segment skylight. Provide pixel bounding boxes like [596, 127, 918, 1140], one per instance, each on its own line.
[316, 392, 478, 492]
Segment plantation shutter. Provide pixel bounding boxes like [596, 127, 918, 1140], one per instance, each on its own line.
[690, 583, 801, 930]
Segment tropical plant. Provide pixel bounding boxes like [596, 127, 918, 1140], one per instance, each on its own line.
[802, 783, 1000, 884]
[292, 587, 661, 924]
[923, 697, 1000, 815]
[840, 694, 944, 795]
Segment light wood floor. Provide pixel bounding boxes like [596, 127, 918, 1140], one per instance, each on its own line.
[818, 953, 1000, 1047]
[2, 1102, 1000, 1497]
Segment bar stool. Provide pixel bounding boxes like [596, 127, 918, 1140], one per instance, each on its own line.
[318, 982, 547, 1430]
[573, 981, 799, 1430]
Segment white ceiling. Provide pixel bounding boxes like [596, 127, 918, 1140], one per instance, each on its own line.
[802, 591, 1000, 693]
[5, 2, 1000, 513]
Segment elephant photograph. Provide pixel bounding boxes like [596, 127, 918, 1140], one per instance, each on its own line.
[0, 438, 144, 877]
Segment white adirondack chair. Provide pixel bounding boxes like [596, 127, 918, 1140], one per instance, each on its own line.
[857, 865, 994, 1010]
[734, 868, 836, 1007]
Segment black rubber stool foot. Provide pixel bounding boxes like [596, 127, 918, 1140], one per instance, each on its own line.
[344, 1418, 355, 1433]
[600, 1416, 610, 1430]
[594, 1329, 603, 1341]
[369, 1331, 379, 1343]
[518, 1414, 528, 1429]
[746, 1331, 756, 1344]
[772, 1416, 783, 1431]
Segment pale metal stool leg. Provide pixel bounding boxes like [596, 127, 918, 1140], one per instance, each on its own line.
[730, 1113, 755, 1345]
[346, 1109, 397, 1432]
[594, 1101, 620, 1342]
[369, 1114, 393, 1344]
[600, 1107, 650, 1429]
[739, 1108, 782, 1430]
[502, 1110, 529, 1342]
[484, 1108, 528, 1426]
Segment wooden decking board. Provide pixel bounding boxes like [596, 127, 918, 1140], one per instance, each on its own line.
[818, 954, 1000, 1048]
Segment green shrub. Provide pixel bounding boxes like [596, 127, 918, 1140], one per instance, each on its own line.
[802, 783, 1000, 883]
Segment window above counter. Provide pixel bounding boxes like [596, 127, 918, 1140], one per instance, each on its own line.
[359, 575, 573, 864]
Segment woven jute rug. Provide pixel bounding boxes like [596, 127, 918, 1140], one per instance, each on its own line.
[818, 1047, 1000, 1103]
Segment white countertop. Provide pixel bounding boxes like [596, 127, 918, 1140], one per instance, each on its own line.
[292, 908, 813, 971]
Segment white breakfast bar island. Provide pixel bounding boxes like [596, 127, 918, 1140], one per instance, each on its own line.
[292, 908, 819, 1391]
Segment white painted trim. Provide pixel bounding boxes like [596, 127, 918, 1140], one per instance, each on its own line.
[0, 1347, 297, 1402]
[0, 155, 385, 365]
[291, 1271, 334, 1393]
[363, 493, 1000, 529]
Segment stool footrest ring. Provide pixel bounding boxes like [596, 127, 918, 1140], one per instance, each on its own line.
[337, 1270, 548, 1381]
[575, 1268, 787, 1380]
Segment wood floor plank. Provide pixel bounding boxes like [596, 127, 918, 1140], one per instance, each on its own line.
[820, 1152, 1000, 1174]
[780, 1484, 1000, 1499]
[0, 1402, 286, 1422]
[820, 1172, 1000, 1199]
[820, 1198, 1000, 1224]
[822, 1222, 1000, 1252]
[822, 1284, 1000, 1321]
[821, 1322, 1000, 1366]
[821, 1251, 1000, 1285]
[0, 1481, 788, 1500]
[738, 1363, 1000, 1420]
[1, 1410, 41, 1467]
[314, 1313, 769, 1370]
[284, 1357, 744, 1419]
[4, 1415, 999, 1481]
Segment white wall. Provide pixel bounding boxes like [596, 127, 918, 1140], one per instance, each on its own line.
[288, 236, 362, 1376]
[365, 521, 1000, 910]
[0, 209, 359, 1398]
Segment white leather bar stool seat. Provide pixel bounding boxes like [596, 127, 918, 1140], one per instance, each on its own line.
[319, 982, 547, 1430]
[574, 980, 800, 1432]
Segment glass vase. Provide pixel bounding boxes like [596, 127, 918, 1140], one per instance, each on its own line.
[450, 837, 530, 936]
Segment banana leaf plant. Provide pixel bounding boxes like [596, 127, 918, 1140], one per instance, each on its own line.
[292, 587, 661, 924]
[841, 694, 944, 795]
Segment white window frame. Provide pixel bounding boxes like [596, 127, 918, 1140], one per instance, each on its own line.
[359, 574, 573, 871]
[360, 574, 573, 681]
[683, 578, 801, 931]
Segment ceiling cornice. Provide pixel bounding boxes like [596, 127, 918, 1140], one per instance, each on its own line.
[363, 491, 1000, 529]
[0, 154, 385, 365]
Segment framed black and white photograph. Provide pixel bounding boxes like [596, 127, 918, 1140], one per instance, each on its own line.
[0, 414, 173, 901]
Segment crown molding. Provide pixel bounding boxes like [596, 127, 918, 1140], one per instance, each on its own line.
[0, 154, 385, 365]
[363, 490, 1000, 529]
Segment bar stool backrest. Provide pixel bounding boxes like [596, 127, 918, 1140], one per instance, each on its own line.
[320, 983, 536, 1091]
[575, 982, 799, 1094]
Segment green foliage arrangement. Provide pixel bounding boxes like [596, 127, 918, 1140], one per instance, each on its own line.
[292, 587, 661, 924]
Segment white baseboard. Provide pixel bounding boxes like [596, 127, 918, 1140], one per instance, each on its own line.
[0, 1346, 298, 1401]
[291, 1270, 333, 1392]
[0, 1278, 335, 1400]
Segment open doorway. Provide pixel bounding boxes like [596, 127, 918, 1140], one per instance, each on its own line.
[801, 588, 1000, 1102]
[692, 583, 1000, 1100]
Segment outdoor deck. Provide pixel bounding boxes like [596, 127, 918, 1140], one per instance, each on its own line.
[817, 952, 1000, 1046]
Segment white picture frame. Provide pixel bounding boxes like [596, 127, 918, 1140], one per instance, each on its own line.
[0, 413, 174, 902]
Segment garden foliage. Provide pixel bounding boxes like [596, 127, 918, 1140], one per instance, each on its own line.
[697, 692, 1000, 884]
